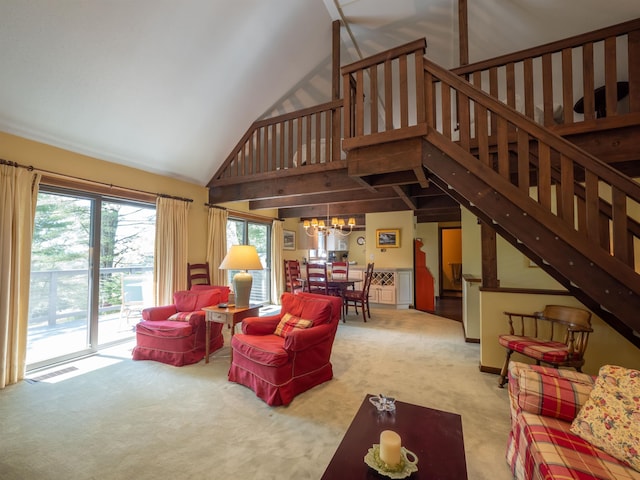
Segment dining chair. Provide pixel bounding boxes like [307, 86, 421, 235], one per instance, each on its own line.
[330, 261, 349, 279]
[187, 262, 211, 289]
[284, 259, 303, 294]
[329, 261, 349, 296]
[306, 262, 329, 295]
[343, 262, 374, 322]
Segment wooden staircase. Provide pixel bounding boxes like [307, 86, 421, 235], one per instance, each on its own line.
[209, 19, 640, 346]
[340, 21, 640, 345]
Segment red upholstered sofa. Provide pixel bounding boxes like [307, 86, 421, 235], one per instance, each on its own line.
[506, 361, 640, 479]
[132, 286, 229, 366]
[228, 292, 342, 406]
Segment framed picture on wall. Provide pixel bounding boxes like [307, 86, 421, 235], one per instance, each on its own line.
[283, 230, 296, 250]
[375, 229, 400, 248]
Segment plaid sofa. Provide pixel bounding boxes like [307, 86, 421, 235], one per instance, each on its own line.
[506, 361, 640, 480]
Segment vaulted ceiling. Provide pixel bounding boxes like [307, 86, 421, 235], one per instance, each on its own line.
[0, 0, 638, 190]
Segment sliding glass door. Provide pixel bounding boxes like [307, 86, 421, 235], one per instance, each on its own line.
[226, 218, 271, 304]
[27, 188, 155, 370]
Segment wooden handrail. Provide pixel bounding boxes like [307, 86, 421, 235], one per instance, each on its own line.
[451, 18, 640, 76]
[448, 18, 640, 127]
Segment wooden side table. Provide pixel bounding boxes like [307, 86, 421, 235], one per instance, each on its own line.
[203, 305, 261, 363]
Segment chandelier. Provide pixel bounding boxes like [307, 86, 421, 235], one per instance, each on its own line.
[303, 205, 356, 237]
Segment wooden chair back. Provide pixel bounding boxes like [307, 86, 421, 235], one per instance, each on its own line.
[284, 260, 303, 293]
[331, 261, 349, 280]
[306, 263, 329, 295]
[362, 262, 375, 296]
[187, 262, 211, 289]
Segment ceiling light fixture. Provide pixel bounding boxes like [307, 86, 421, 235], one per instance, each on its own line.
[302, 205, 356, 237]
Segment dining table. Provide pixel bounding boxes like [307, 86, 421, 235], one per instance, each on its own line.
[297, 276, 362, 321]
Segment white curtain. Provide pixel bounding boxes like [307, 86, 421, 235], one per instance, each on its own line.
[154, 197, 189, 305]
[207, 207, 228, 286]
[0, 164, 41, 388]
[271, 220, 284, 304]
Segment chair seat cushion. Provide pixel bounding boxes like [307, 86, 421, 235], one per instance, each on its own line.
[231, 334, 289, 367]
[499, 334, 573, 363]
[343, 290, 364, 300]
[136, 320, 193, 337]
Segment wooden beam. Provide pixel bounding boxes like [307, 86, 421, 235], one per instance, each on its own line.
[392, 185, 418, 210]
[279, 198, 413, 218]
[208, 169, 360, 203]
[348, 137, 423, 177]
[249, 186, 404, 209]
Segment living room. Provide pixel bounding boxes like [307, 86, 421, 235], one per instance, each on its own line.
[2, 2, 640, 478]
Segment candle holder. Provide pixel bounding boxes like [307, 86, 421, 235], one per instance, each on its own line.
[364, 444, 418, 478]
[369, 394, 396, 413]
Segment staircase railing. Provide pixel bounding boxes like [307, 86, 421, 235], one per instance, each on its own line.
[423, 57, 640, 280]
[211, 100, 344, 183]
[451, 18, 640, 129]
[341, 39, 427, 151]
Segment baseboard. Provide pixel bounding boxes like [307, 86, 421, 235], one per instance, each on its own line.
[465, 337, 480, 344]
[479, 364, 501, 375]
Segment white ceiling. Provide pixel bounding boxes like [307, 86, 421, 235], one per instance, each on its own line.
[1, 1, 639, 186]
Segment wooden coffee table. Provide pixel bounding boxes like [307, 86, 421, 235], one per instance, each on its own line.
[322, 394, 467, 479]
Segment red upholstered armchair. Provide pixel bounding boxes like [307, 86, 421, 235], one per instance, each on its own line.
[228, 292, 342, 406]
[132, 286, 230, 366]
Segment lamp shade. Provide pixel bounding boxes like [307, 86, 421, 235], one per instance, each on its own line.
[219, 245, 263, 271]
[219, 245, 263, 308]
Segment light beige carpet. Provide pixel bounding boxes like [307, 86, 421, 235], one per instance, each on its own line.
[0, 308, 513, 480]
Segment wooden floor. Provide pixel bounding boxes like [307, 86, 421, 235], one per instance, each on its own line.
[430, 295, 462, 322]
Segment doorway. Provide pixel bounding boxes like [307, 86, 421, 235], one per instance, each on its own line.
[439, 226, 462, 298]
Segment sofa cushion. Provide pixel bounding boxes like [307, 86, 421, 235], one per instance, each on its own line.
[299, 298, 332, 325]
[136, 320, 193, 337]
[516, 364, 595, 422]
[280, 293, 333, 325]
[173, 289, 221, 312]
[274, 312, 313, 337]
[570, 365, 640, 472]
[511, 411, 637, 480]
[231, 334, 289, 367]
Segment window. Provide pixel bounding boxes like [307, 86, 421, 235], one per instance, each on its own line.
[27, 187, 155, 370]
[225, 217, 271, 304]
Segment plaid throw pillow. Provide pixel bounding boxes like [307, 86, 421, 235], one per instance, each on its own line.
[274, 312, 312, 337]
[168, 311, 197, 322]
[517, 367, 594, 422]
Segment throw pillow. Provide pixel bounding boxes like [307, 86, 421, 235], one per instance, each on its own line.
[517, 367, 594, 422]
[274, 312, 312, 337]
[570, 365, 640, 472]
[168, 311, 197, 322]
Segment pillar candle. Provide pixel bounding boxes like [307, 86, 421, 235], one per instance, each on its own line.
[379, 430, 402, 466]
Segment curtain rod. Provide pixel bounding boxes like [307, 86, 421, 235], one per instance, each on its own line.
[205, 203, 284, 222]
[1, 157, 193, 203]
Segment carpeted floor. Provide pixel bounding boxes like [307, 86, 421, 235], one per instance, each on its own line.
[0, 307, 513, 480]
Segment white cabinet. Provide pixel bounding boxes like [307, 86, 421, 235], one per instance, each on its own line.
[369, 271, 396, 305]
[326, 232, 348, 251]
[367, 269, 413, 308]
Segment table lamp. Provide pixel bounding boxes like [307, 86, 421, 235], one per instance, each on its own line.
[219, 245, 263, 308]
